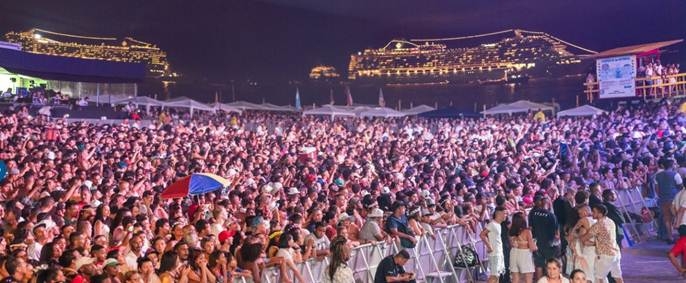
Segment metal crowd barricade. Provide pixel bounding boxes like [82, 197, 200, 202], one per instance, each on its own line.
[614, 186, 654, 244]
[348, 240, 393, 282]
[258, 223, 484, 283]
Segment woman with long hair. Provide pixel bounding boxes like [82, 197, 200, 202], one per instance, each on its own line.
[186, 249, 216, 283]
[208, 251, 228, 283]
[322, 236, 353, 283]
[509, 212, 536, 283]
[158, 252, 181, 283]
[275, 233, 306, 283]
[93, 204, 112, 240]
[38, 242, 62, 267]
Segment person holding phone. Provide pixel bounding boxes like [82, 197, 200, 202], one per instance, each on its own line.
[374, 250, 415, 283]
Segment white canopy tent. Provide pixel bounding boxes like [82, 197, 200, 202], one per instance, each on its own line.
[209, 103, 243, 114]
[163, 98, 215, 117]
[302, 105, 356, 118]
[260, 103, 297, 112]
[556, 105, 606, 117]
[351, 106, 372, 115]
[114, 96, 166, 107]
[481, 100, 554, 115]
[225, 101, 268, 111]
[114, 96, 166, 115]
[164, 96, 193, 103]
[508, 100, 555, 111]
[96, 94, 129, 105]
[359, 107, 406, 118]
[480, 103, 520, 115]
[402, 105, 435, 115]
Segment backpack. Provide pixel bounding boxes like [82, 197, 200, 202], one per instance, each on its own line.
[453, 245, 479, 268]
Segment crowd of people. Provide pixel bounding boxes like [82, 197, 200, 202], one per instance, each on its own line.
[639, 60, 683, 96]
[0, 97, 686, 283]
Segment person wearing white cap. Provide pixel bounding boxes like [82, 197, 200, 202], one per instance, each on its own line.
[287, 187, 300, 196]
[337, 213, 361, 243]
[73, 257, 98, 283]
[359, 208, 387, 244]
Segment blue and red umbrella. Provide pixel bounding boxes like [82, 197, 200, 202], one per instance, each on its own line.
[160, 173, 231, 199]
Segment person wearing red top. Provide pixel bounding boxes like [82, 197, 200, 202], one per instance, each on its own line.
[668, 225, 686, 276]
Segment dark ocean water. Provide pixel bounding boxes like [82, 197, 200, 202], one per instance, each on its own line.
[141, 76, 588, 112]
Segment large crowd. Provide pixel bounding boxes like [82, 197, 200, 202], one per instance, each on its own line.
[0, 98, 685, 283]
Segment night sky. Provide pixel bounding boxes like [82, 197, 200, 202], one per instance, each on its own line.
[1, 0, 684, 83]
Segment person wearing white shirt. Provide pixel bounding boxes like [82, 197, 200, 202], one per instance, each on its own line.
[536, 258, 570, 283]
[481, 207, 507, 283]
[28, 224, 50, 262]
[77, 97, 89, 107]
[673, 186, 686, 227]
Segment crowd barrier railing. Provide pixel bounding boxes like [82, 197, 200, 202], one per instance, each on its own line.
[257, 223, 485, 283]
[613, 186, 655, 244]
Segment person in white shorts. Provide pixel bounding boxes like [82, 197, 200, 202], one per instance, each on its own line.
[481, 207, 508, 283]
[509, 212, 536, 283]
[570, 205, 597, 281]
[582, 204, 623, 283]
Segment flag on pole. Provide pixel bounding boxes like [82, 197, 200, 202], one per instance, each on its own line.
[378, 88, 385, 107]
[345, 85, 353, 106]
[329, 88, 335, 105]
[295, 88, 302, 111]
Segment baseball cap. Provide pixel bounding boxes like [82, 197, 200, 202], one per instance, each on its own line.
[368, 208, 384, 218]
[218, 230, 237, 244]
[75, 257, 96, 270]
[104, 258, 119, 268]
[338, 213, 354, 223]
[287, 187, 300, 195]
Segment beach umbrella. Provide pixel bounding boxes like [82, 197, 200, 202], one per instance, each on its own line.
[160, 173, 231, 199]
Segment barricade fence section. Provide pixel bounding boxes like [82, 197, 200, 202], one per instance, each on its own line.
[613, 186, 655, 245]
[257, 224, 485, 283]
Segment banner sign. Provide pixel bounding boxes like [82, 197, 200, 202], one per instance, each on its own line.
[596, 55, 636, 98]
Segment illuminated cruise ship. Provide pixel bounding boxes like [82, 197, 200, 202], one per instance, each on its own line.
[5, 28, 176, 79]
[348, 29, 595, 86]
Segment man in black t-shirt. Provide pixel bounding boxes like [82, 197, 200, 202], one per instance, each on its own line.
[528, 192, 559, 280]
[374, 250, 416, 283]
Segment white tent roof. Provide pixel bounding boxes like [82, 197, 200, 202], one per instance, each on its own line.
[260, 103, 297, 112]
[164, 96, 193, 103]
[480, 103, 519, 115]
[402, 105, 435, 115]
[481, 100, 554, 115]
[95, 94, 129, 104]
[114, 96, 166, 107]
[508, 100, 554, 111]
[556, 105, 606, 117]
[352, 106, 372, 115]
[359, 107, 406, 118]
[303, 105, 356, 117]
[225, 101, 268, 111]
[209, 103, 243, 114]
[163, 98, 215, 112]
